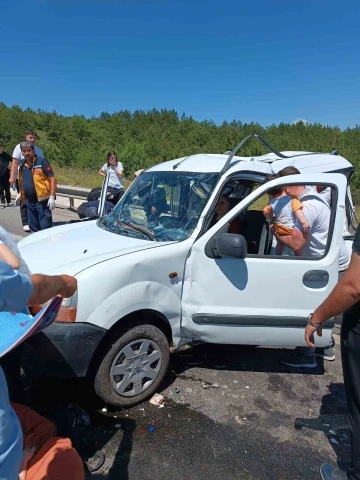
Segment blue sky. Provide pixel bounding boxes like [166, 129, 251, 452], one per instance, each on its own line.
[1, 0, 359, 128]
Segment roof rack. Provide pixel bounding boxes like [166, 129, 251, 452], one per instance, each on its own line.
[220, 133, 289, 175]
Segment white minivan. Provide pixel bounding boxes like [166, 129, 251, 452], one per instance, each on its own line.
[19, 134, 357, 407]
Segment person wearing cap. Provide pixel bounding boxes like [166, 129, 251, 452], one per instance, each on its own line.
[0, 143, 13, 208]
[0, 260, 78, 480]
[10, 130, 44, 232]
[17, 141, 56, 232]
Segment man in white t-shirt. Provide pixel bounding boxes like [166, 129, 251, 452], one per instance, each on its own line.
[274, 170, 350, 368]
[10, 130, 44, 233]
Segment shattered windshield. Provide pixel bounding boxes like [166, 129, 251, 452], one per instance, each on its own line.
[98, 171, 219, 241]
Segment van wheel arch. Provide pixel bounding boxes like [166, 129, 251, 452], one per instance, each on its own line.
[87, 309, 173, 379]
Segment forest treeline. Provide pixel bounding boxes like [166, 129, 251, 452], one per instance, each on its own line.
[1, 102, 359, 200]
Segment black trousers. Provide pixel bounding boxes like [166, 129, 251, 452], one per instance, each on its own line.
[0, 172, 11, 204]
[15, 179, 28, 226]
[341, 317, 360, 479]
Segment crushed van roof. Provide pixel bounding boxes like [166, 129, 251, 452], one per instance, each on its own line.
[146, 151, 353, 176]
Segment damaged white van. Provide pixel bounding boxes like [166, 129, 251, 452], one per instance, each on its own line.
[19, 134, 357, 407]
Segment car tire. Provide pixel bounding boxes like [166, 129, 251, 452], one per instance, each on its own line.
[94, 324, 170, 408]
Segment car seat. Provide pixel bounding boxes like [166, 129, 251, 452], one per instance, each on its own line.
[241, 210, 272, 255]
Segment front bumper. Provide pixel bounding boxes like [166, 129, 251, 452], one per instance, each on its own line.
[23, 322, 107, 378]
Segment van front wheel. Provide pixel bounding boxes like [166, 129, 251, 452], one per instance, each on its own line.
[94, 324, 170, 407]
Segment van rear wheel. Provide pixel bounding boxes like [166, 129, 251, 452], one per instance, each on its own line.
[94, 324, 170, 407]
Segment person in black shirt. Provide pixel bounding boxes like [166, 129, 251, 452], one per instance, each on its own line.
[304, 225, 360, 480]
[0, 143, 13, 208]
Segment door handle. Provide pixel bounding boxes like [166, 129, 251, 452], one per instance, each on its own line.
[303, 270, 329, 289]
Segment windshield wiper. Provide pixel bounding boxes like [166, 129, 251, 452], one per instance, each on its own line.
[119, 221, 156, 241]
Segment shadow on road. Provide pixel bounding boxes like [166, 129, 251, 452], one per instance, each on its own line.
[295, 382, 350, 471]
[169, 343, 326, 378]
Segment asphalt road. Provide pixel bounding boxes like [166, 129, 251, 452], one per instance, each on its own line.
[0, 202, 78, 239]
[1, 205, 351, 480]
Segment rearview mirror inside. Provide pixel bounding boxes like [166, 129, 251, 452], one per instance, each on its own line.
[211, 233, 247, 259]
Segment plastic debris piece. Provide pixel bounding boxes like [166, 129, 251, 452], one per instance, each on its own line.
[148, 425, 155, 433]
[330, 438, 339, 445]
[139, 428, 146, 434]
[201, 383, 210, 389]
[245, 386, 250, 389]
[158, 404, 165, 408]
[329, 430, 337, 435]
[235, 415, 243, 424]
[323, 423, 330, 427]
[149, 393, 165, 407]
[101, 407, 107, 413]
[210, 383, 219, 388]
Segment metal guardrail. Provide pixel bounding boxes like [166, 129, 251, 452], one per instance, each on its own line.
[57, 185, 91, 208]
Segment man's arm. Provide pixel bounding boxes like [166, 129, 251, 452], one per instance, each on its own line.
[49, 176, 56, 196]
[9, 145, 20, 185]
[10, 158, 18, 185]
[305, 250, 360, 347]
[312, 251, 360, 323]
[274, 228, 307, 252]
[28, 274, 77, 306]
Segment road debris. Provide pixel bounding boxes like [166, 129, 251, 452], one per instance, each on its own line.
[329, 430, 337, 435]
[150, 393, 165, 407]
[148, 425, 155, 433]
[101, 407, 107, 413]
[330, 438, 339, 445]
[201, 382, 220, 389]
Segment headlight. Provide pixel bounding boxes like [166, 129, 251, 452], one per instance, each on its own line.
[61, 291, 78, 308]
[58, 291, 78, 322]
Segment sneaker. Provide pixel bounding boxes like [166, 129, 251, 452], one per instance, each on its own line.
[23, 225, 31, 232]
[6, 202, 14, 207]
[316, 346, 335, 361]
[281, 353, 317, 368]
[0, 204, 5, 209]
[320, 463, 348, 479]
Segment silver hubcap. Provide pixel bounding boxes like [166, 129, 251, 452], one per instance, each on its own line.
[110, 339, 162, 397]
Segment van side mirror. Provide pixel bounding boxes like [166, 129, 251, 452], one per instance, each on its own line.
[211, 233, 247, 259]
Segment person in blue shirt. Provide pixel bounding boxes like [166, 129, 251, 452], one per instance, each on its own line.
[0, 261, 77, 480]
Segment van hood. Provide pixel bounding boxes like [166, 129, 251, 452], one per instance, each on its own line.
[18, 220, 169, 276]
